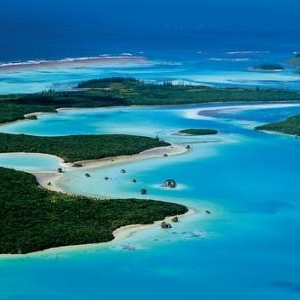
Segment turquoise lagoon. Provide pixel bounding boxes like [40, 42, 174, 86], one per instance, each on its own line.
[0, 153, 62, 173]
[0, 103, 300, 299]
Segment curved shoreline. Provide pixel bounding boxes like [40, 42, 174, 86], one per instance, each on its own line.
[34, 144, 188, 193]
[0, 208, 195, 259]
[0, 144, 192, 257]
[14, 101, 300, 133]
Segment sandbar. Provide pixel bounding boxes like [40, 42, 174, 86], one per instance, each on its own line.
[34, 144, 188, 193]
[0, 55, 148, 73]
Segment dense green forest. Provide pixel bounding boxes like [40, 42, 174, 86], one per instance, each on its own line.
[0, 167, 187, 254]
[1, 77, 300, 124]
[0, 133, 169, 162]
[255, 114, 300, 136]
[179, 129, 218, 135]
[76, 78, 300, 104]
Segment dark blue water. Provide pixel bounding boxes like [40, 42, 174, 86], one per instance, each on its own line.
[1, 0, 300, 81]
[0, 0, 300, 62]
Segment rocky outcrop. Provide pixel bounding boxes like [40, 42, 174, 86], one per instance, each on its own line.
[161, 221, 172, 229]
[164, 179, 176, 188]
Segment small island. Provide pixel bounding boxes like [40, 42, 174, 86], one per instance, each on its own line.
[255, 114, 300, 136]
[179, 128, 218, 135]
[0, 167, 188, 254]
[250, 64, 285, 72]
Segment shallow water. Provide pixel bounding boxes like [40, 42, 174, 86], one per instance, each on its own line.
[0, 103, 300, 299]
[0, 153, 62, 172]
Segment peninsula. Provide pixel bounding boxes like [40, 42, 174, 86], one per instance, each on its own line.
[255, 114, 300, 136]
[0, 133, 169, 162]
[1, 77, 300, 124]
[0, 167, 187, 254]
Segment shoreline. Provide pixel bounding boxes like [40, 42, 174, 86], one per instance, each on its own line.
[256, 128, 300, 138]
[34, 144, 188, 193]
[76, 144, 187, 169]
[0, 144, 191, 258]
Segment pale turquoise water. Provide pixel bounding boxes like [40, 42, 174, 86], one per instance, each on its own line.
[0, 153, 62, 172]
[0, 103, 300, 299]
[1, 65, 300, 95]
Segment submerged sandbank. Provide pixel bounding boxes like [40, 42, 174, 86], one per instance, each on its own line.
[0, 55, 148, 73]
[179, 102, 300, 121]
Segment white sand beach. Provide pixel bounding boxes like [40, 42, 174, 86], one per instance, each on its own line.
[34, 144, 188, 193]
[0, 207, 196, 259]
[77, 144, 187, 169]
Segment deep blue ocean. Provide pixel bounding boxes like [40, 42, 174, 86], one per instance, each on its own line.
[1, 27, 300, 94]
[0, 0, 300, 63]
[0, 29, 299, 95]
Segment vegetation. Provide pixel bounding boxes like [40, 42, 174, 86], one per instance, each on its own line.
[179, 128, 218, 135]
[77, 78, 300, 105]
[0, 167, 187, 254]
[1, 77, 300, 124]
[0, 90, 125, 124]
[255, 114, 300, 136]
[0, 133, 169, 162]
